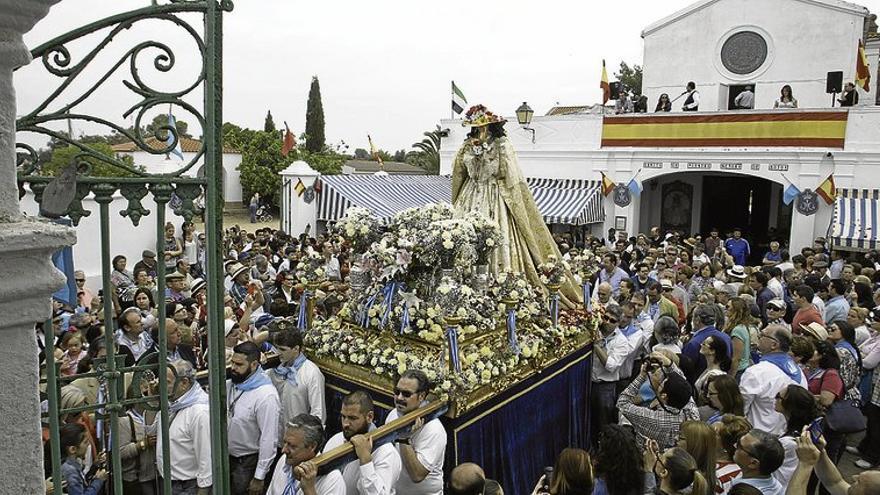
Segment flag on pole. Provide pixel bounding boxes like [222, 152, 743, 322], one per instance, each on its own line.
[368, 134, 384, 168]
[783, 183, 801, 205]
[627, 178, 642, 196]
[166, 111, 184, 161]
[601, 172, 615, 196]
[600, 60, 611, 104]
[816, 174, 836, 205]
[856, 38, 871, 92]
[452, 81, 467, 115]
[294, 179, 306, 197]
[281, 122, 296, 157]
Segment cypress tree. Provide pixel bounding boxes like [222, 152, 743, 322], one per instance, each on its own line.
[305, 76, 325, 152]
[264, 110, 276, 133]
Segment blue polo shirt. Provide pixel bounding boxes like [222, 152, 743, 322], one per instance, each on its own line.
[725, 238, 751, 265]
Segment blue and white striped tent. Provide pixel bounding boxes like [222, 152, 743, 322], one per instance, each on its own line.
[830, 189, 880, 250]
[315, 175, 604, 225]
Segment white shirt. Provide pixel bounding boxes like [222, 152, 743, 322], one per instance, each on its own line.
[226, 380, 282, 480]
[156, 403, 212, 487]
[739, 360, 808, 436]
[384, 409, 446, 495]
[323, 427, 401, 495]
[266, 455, 345, 495]
[618, 325, 645, 380]
[768, 278, 784, 300]
[734, 90, 754, 109]
[325, 257, 341, 281]
[269, 359, 327, 432]
[773, 435, 798, 487]
[812, 295, 826, 317]
[592, 328, 632, 382]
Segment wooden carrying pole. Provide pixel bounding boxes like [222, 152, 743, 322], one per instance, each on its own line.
[312, 400, 447, 471]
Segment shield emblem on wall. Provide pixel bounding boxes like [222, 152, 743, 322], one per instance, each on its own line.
[796, 188, 819, 216]
[303, 186, 316, 204]
[613, 184, 631, 207]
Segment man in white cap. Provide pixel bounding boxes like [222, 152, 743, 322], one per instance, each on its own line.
[726, 265, 747, 294]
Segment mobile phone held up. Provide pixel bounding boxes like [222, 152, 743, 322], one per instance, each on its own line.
[809, 417, 823, 445]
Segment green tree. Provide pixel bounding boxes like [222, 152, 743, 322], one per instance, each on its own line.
[264, 110, 276, 133]
[236, 130, 291, 206]
[305, 76, 325, 152]
[146, 114, 191, 140]
[353, 148, 369, 160]
[42, 143, 141, 177]
[615, 61, 643, 95]
[409, 125, 442, 173]
[393, 149, 406, 162]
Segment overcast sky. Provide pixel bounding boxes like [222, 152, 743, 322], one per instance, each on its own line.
[15, 0, 879, 153]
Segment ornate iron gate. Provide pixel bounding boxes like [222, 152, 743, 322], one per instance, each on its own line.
[16, 1, 232, 493]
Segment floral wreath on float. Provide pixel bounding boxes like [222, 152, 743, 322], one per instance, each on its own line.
[462, 104, 506, 127]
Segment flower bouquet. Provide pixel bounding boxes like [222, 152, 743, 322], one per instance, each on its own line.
[465, 212, 501, 265]
[333, 207, 381, 254]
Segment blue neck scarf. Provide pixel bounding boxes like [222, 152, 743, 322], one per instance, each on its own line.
[234, 367, 272, 392]
[273, 353, 308, 387]
[620, 323, 638, 338]
[170, 383, 209, 414]
[283, 463, 299, 495]
[835, 340, 859, 362]
[760, 352, 804, 383]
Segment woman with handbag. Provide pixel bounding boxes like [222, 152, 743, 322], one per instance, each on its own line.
[806, 341, 850, 495]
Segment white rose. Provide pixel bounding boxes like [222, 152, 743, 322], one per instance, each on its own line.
[345, 226, 356, 237]
[486, 238, 495, 247]
[442, 240, 454, 249]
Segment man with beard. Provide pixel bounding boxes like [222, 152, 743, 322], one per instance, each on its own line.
[322, 390, 401, 495]
[227, 342, 281, 495]
[383, 370, 446, 495]
[267, 414, 344, 495]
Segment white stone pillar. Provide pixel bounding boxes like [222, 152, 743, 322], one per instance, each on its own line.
[279, 160, 319, 235]
[0, 1, 76, 493]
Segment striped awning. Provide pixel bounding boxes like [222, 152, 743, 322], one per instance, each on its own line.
[317, 175, 451, 221]
[314, 175, 604, 225]
[526, 178, 604, 225]
[830, 189, 880, 250]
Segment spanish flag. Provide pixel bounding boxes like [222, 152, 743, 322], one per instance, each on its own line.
[600, 60, 611, 104]
[294, 179, 306, 197]
[817, 174, 836, 205]
[856, 38, 871, 92]
[601, 172, 615, 196]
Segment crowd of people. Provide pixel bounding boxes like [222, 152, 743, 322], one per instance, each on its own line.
[37, 217, 880, 495]
[549, 225, 880, 494]
[614, 80, 861, 115]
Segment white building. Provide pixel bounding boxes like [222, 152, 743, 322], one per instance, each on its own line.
[112, 136, 244, 204]
[440, 0, 880, 260]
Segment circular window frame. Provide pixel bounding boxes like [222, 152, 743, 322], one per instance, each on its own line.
[714, 25, 775, 81]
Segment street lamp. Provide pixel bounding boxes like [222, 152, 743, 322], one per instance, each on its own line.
[516, 102, 535, 143]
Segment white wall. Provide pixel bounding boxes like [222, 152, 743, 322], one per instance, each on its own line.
[439, 107, 880, 254]
[642, 0, 867, 112]
[19, 189, 184, 289]
[121, 150, 244, 204]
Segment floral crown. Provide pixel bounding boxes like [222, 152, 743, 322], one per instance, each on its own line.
[462, 104, 506, 127]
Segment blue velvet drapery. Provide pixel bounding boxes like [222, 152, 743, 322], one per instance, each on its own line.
[321, 345, 592, 495]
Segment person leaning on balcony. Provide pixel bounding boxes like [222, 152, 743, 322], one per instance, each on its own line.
[774, 85, 798, 108]
[839, 82, 859, 107]
[655, 93, 672, 112]
[682, 81, 700, 111]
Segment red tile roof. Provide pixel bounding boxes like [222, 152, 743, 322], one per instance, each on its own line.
[111, 136, 240, 154]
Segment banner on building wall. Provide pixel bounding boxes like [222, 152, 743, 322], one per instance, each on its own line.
[601, 111, 848, 148]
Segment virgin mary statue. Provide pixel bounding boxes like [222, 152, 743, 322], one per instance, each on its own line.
[452, 105, 582, 308]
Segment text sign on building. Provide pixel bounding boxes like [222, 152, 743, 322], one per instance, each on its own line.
[641, 161, 789, 172]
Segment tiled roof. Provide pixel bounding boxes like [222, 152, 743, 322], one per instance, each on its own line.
[343, 160, 428, 174]
[111, 136, 240, 154]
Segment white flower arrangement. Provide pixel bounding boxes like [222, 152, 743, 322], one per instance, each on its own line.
[333, 207, 380, 254]
[464, 212, 501, 264]
[296, 250, 327, 284]
[537, 254, 569, 287]
[569, 250, 600, 286]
